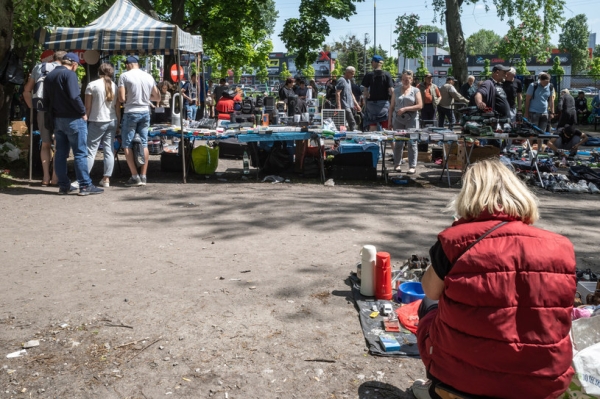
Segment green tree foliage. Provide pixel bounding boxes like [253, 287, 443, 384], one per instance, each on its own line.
[465, 29, 502, 55]
[139, 0, 278, 75]
[588, 57, 600, 77]
[495, 0, 565, 62]
[548, 56, 565, 77]
[595, 45, 600, 58]
[420, 25, 447, 47]
[416, 57, 429, 79]
[279, 0, 364, 70]
[481, 59, 491, 79]
[280, 62, 292, 79]
[329, 34, 370, 77]
[515, 57, 530, 75]
[300, 64, 316, 80]
[332, 60, 344, 78]
[394, 14, 424, 61]
[382, 57, 398, 77]
[255, 66, 269, 83]
[558, 15, 590, 73]
[431, 0, 565, 87]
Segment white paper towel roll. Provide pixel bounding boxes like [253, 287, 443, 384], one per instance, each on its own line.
[360, 245, 377, 296]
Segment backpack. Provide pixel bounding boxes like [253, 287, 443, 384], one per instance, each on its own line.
[32, 62, 56, 111]
[241, 97, 255, 114]
[255, 95, 264, 108]
[530, 82, 554, 101]
[326, 82, 337, 102]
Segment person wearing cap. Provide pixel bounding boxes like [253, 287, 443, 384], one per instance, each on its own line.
[547, 124, 587, 156]
[361, 55, 394, 131]
[473, 64, 511, 119]
[117, 55, 160, 187]
[575, 91, 590, 125]
[501, 67, 523, 121]
[437, 76, 468, 129]
[43, 53, 103, 195]
[22, 50, 66, 187]
[524, 72, 554, 132]
[417, 72, 441, 126]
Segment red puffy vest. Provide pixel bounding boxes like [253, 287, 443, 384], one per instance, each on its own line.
[425, 212, 576, 399]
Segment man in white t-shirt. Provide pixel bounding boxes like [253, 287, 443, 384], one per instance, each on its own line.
[117, 55, 160, 187]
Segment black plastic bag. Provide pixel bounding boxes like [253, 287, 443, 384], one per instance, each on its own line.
[0, 49, 24, 85]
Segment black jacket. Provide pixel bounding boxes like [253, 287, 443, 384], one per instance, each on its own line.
[43, 66, 85, 118]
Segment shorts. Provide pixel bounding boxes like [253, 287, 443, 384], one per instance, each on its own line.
[121, 112, 150, 148]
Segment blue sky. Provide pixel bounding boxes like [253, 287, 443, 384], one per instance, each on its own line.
[270, 0, 598, 55]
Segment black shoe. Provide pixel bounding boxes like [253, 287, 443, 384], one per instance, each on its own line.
[58, 185, 77, 195]
[78, 184, 104, 196]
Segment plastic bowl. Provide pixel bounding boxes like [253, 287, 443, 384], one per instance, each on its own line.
[398, 282, 425, 304]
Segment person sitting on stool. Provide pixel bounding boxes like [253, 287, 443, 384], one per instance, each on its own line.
[547, 124, 587, 157]
[575, 91, 590, 125]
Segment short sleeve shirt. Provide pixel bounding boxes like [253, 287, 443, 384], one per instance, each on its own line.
[526, 82, 554, 114]
[118, 68, 156, 114]
[361, 70, 393, 101]
[477, 78, 510, 118]
[85, 78, 117, 122]
[335, 77, 354, 109]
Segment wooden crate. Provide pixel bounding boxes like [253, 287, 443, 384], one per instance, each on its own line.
[457, 145, 500, 163]
[417, 151, 432, 163]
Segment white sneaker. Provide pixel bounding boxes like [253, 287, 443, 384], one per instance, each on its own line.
[411, 379, 432, 399]
[98, 180, 110, 187]
[407, 168, 416, 174]
[71, 181, 79, 189]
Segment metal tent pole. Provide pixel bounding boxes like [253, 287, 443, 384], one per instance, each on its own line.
[28, 42, 36, 182]
[177, 49, 186, 183]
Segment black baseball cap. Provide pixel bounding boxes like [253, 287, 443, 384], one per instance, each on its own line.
[492, 64, 510, 72]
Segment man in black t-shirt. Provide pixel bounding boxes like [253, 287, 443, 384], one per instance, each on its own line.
[361, 55, 394, 130]
[547, 124, 587, 156]
[473, 64, 511, 119]
[212, 78, 229, 105]
[501, 67, 523, 121]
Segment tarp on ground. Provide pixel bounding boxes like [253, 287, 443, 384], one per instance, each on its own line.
[35, 0, 202, 54]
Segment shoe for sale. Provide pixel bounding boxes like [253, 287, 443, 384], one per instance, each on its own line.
[125, 176, 143, 187]
[411, 379, 432, 399]
[78, 184, 104, 196]
[57, 185, 78, 195]
[98, 180, 110, 187]
[140, 176, 147, 186]
[407, 168, 416, 174]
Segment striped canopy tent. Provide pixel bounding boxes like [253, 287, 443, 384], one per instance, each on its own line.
[36, 0, 202, 54]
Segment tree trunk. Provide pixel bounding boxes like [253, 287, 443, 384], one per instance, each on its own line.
[0, 0, 14, 133]
[444, 0, 468, 87]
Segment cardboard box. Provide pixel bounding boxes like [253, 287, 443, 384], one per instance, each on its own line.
[417, 151, 432, 163]
[457, 145, 500, 164]
[446, 154, 463, 170]
[11, 121, 28, 136]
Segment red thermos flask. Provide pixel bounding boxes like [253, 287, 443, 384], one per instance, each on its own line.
[375, 252, 392, 300]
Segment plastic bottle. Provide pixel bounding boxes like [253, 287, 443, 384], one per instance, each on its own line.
[243, 151, 250, 175]
[375, 252, 393, 300]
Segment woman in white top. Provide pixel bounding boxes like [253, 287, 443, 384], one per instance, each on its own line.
[85, 63, 119, 187]
[388, 70, 423, 174]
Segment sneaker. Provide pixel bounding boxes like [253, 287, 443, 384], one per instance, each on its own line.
[71, 181, 79, 189]
[57, 185, 78, 195]
[410, 379, 432, 399]
[140, 176, 147, 186]
[98, 180, 110, 188]
[78, 184, 104, 196]
[407, 168, 416, 174]
[125, 176, 143, 187]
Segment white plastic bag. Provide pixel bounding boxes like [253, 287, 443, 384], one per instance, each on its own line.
[572, 342, 600, 396]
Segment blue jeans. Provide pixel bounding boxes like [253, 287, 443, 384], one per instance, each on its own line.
[186, 104, 198, 120]
[121, 112, 150, 148]
[54, 117, 92, 189]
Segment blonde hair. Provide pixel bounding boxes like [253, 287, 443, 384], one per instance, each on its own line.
[98, 63, 115, 103]
[450, 159, 539, 224]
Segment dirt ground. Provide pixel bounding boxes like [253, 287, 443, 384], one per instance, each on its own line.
[1, 153, 599, 399]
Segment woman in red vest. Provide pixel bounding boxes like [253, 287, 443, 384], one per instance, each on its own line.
[412, 159, 576, 399]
